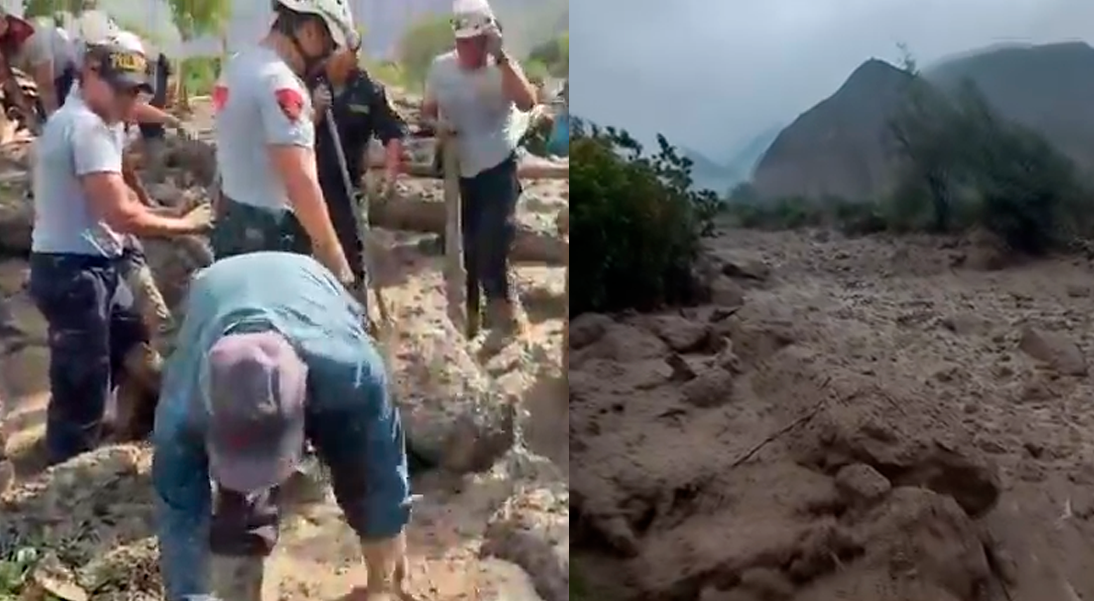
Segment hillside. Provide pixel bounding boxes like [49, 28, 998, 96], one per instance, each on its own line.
[751, 59, 912, 200]
[750, 42, 1094, 201]
[926, 41, 1094, 176]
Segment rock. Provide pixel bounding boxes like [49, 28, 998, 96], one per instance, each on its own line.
[680, 368, 735, 408]
[0, 183, 30, 253]
[568, 313, 613, 349]
[709, 277, 747, 308]
[737, 567, 794, 600]
[391, 319, 513, 471]
[646, 314, 710, 353]
[835, 463, 892, 505]
[1018, 326, 1087, 376]
[572, 323, 669, 364]
[895, 443, 1001, 517]
[718, 251, 771, 281]
[21, 552, 88, 601]
[482, 484, 569, 601]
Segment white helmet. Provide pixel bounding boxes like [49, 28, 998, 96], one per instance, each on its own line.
[106, 30, 146, 56]
[273, 0, 358, 50]
[451, 0, 495, 39]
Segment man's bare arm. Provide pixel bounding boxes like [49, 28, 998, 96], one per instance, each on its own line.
[31, 61, 57, 114]
[268, 145, 347, 268]
[81, 172, 200, 237]
[130, 102, 181, 127]
[497, 55, 536, 111]
[121, 152, 154, 206]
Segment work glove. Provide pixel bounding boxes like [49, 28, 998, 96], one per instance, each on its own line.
[483, 22, 505, 61]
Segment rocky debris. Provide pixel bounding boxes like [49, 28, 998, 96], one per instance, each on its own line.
[482, 484, 569, 601]
[390, 317, 516, 472]
[1018, 326, 1087, 376]
[834, 463, 892, 506]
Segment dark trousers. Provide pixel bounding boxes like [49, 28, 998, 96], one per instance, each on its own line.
[28, 253, 148, 464]
[459, 156, 521, 304]
[211, 197, 312, 260]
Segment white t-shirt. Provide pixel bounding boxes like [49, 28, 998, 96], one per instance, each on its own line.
[425, 51, 529, 177]
[214, 45, 314, 211]
[31, 90, 125, 256]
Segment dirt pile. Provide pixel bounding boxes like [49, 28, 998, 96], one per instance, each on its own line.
[571, 227, 1094, 601]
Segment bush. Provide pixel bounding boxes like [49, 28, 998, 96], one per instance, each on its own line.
[570, 119, 722, 316]
[889, 69, 1089, 253]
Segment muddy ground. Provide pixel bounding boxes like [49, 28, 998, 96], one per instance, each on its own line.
[0, 97, 570, 600]
[572, 227, 1094, 601]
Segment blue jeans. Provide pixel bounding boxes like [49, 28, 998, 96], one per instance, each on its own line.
[28, 253, 148, 464]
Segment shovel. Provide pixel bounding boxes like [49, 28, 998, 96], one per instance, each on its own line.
[323, 105, 392, 332]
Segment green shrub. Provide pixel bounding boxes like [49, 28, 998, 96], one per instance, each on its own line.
[570, 119, 722, 316]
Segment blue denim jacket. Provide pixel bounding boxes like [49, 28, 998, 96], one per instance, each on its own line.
[151, 252, 410, 600]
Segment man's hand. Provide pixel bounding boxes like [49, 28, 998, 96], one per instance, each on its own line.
[312, 84, 332, 120]
[315, 240, 355, 287]
[180, 204, 214, 234]
[483, 23, 505, 61]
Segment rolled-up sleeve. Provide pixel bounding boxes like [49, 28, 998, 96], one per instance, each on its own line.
[153, 406, 213, 600]
[303, 336, 411, 540]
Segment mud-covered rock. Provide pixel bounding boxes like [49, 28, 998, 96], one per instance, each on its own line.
[482, 484, 569, 601]
[834, 463, 891, 506]
[391, 319, 514, 472]
[1018, 326, 1087, 376]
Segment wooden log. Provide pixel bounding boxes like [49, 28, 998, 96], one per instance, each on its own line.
[369, 196, 567, 266]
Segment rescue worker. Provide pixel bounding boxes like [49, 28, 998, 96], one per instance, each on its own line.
[212, 0, 358, 289]
[0, 5, 45, 128]
[21, 14, 78, 116]
[28, 36, 212, 465]
[153, 251, 411, 601]
[312, 42, 406, 288]
[422, 0, 537, 342]
[138, 49, 174, 180]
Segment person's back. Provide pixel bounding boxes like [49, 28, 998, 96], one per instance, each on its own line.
[215, 45, 314, 211]
[160, 252, 368, 424]
[427, 50, 522, 177]
[32, 90, 124, 256]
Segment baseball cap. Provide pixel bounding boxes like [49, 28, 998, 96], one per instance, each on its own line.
[84, 38, 152, 93]
[203, 331, 308, 493]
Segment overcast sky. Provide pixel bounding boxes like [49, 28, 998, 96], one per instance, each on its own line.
[571, 0, 1094, 160]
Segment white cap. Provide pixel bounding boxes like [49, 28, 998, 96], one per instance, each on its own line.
[452, 0, 495, 39]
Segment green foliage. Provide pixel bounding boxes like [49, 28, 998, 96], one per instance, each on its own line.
[0, 546, 40, 597]
[165, 0, 230, 39]
[888, 62, 1086, 253]
[527, 33, 567, 76]
[180, 56, 219, 95]
[571, 119, 723, 316]
[396, 15, 453, 89]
